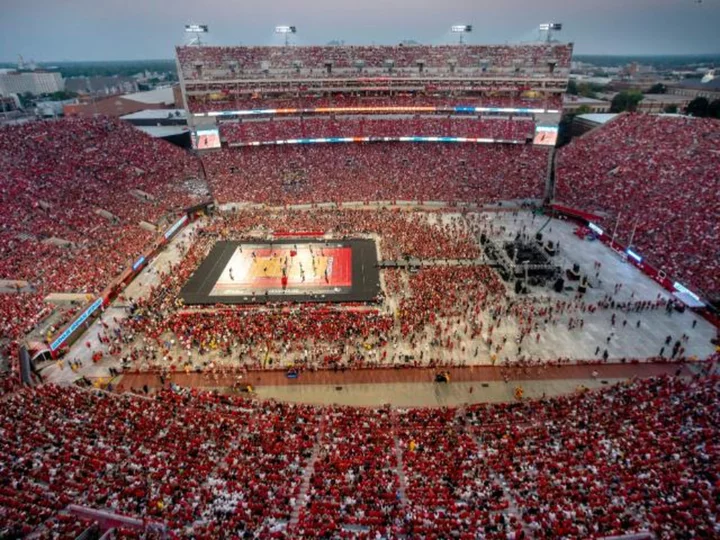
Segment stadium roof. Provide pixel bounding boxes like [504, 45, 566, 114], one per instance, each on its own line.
[672, 78, 720, 91]
[133, 125, 190, 138]
[641, 94, 692, 104]
[120, 109, 186, 121]
[576, 113, 617, 125]
[564, 96, 609, 105]
[122, 87, 174, 106]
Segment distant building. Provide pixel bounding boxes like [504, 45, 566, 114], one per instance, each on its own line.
[569, 75, 612, 86]
[666, 78, 720, 102]
[65, 76, 139, 96]
[563, 95, 611, 114]
[63, 86, 177, 118]
[36, 98, 79, 117]
[636, 94, 691, 113]
[592, 91, 694, 113]
[64, 94, 168, 118]
[0, 70, 64, 96]
[0, 94, 21, 112]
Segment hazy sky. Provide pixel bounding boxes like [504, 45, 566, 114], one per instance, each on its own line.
[2, 0, 719, 61]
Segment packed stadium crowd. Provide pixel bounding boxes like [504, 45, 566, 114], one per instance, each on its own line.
[203, 143, 548, 205]
[0, 118, 203, 361]
[1, 30, 719, 540]
[0, 374, 717, 538]
[176, 44, 573, 80]
[2, 112, 718, 374]
[219, 116, 535, 144]
[0, 105, 717, 540]
[94, 207, 710, 378]
[556, 114, 720, 297]
[115, 209, 492, 372]
[185, 93, 563, 114]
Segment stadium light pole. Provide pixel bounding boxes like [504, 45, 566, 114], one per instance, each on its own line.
[185, 24, 209, 46]
[275, 25, 297, 46]
[451, 25, 472, 45]
[539, 23, 562, 43]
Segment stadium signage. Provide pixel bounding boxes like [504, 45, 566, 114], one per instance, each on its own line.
[588, 222, 604, 236]
[626, 249, 642, 263]
[164, 215, 189, 240]
[201, 106, 556, 117]
[673, 282, 700, 302]
[132, 256, 146, 271]
[230, 136, 513, 148]
[50, 298, 103, 351]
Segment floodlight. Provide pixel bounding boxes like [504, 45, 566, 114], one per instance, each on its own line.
[539, 22, 563, 42]
[185, 24, 208, 46]
[450, 24, 472, 44]
[275, 25, 297, 45]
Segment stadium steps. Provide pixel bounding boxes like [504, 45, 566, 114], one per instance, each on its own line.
[545, 147, 556, 201]
[94, 208, 120, 224]
[390, 409, 410, 506]
[460, 410, 531, 536]
[15, 232, 37, 242]
[288, 415, 326, 527]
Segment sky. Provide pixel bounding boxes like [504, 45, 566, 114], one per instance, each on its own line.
[1, 0, 719, 62]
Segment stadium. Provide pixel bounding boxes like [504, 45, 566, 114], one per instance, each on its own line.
[0, 29, 719, 540]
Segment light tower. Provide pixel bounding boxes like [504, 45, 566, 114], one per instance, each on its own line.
[275, 26, 297, 46]
[451, 25, 472, 44]
[539, 23, 562, 43]
[184, 24, 209, 46]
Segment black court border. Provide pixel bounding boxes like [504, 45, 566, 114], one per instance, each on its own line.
[180, 239, 380, 305]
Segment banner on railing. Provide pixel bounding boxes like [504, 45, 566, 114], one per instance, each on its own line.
[50, 298, 103, 352]
[164, 215, 189, 240]
[229, 135, 521, 148]
[200, 105, 558, 117]
[132, 256, 146, 271]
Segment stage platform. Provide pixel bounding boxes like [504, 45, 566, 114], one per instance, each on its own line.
[180, 239, 380, 305]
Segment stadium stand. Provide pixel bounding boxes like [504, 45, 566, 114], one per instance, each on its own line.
[176, 44, 572, 79]
[0, 375, 717, 538]
[2, 37, 719, 540]
[219, 116, 536, 144]
[176, 44, 572, 115]
[555, 113, 720, 297]
[203, 143, 548, 205]
[0, 117, 203, 361]
[186, 94, 565, 115]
